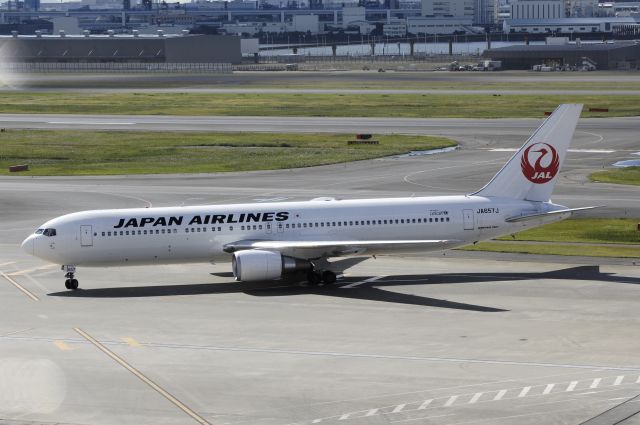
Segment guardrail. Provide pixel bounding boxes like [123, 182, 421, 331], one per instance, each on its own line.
[0, 62, 233, 73]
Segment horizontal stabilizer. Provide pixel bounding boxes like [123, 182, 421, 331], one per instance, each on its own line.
[505, 206, 601, 223]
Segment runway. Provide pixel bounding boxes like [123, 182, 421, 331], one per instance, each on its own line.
[1, 113, 640, 425]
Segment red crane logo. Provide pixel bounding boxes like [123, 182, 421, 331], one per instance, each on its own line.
[520, 143, 560, 184]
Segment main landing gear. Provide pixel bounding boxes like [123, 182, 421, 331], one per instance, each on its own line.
[62, 265, 79, 290]
[306, 269, 337, 286]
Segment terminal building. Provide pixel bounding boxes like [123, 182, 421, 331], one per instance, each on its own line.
[483, 39, 640, 69]
[0, 32, 242, 63]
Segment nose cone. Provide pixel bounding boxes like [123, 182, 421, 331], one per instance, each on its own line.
[21, 235, 35, 256]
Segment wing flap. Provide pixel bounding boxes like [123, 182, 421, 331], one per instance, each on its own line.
[224, 239, 455, 257]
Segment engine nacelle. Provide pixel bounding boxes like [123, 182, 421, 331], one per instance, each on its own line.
[232, 250, 311, 282]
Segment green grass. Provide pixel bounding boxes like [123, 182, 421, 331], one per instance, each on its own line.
[459, 242, 640, 258]
[590, 167, 640, 186]
[0, 130, 455, 176]
[0, 92, 637, 118]
[459, 218, 640, 258]
[496, 218, 640, 245]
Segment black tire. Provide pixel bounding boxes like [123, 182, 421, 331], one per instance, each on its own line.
[307, 271, 322, 286]
[70, 279, 79, 290]
[64, 279, 71, 289]
[322, 271, 337, 285]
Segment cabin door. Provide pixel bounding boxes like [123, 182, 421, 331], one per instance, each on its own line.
[462, 209, 475, 230]
[80, 225, 93, 247]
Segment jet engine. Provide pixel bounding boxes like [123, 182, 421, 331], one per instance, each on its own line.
[232, 250, 311, 281]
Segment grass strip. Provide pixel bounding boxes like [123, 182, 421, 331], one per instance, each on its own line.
[0, 129, 455, 176]
[0, 93, 637, 118]
[495, 218, 640, 245]
[458, 242, 640, 258]
[590, 167, 640, 186]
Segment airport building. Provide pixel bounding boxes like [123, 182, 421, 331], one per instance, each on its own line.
[483, 39, 640, 69]
[0, 32, 242, 63]
[503, 16, 640, 34]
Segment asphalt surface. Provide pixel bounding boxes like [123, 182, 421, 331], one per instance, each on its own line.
[2, 70, 640, 90]
[1, 110, 640, 425]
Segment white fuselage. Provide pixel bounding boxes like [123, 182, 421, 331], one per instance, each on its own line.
[22, 195, 565, 267]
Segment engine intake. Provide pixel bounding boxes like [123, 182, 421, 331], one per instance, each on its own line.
[232, 250, 311, 282]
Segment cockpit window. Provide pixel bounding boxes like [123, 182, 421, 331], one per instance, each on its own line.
[42, 228, 56, 237]
[35, 229, 44, 234]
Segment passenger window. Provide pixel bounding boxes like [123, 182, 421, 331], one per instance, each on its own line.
[108, 232, 112, 236]
[321, 222, 324, 227]
[229, 226, 233, 231]
[429, 218, 433, 223]
[258, 225, 262, 230]
[315, 223, 319, 227]
[102, 232, 105, 236]
[366, 220, 370, 225]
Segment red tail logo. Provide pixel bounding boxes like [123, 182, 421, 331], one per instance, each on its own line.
[520, 143, 560, 184]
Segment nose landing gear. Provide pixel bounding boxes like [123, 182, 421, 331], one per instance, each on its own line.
[62, 265, 78, 290]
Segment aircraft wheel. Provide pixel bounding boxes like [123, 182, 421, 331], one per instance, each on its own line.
[322, 271, 337, 285]
[69, 279, 79, 290]
[64, 279, 71, 289]
[307, 271, 322, 286]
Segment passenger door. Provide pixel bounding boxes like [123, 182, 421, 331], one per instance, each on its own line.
[462, 209, 475, 230]
[80, 225, 93, 247]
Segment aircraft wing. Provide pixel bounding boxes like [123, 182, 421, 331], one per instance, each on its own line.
[505, 206, 601, 223]
[223, 239, 456, 258]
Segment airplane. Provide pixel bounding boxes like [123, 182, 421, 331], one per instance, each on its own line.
[21, 104, 596, 290]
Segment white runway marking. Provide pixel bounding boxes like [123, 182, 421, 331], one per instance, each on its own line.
[341, 276, 386, 289]
[392, 404, 407, 413]
[417, 399, 433, 409]
[566, 381, 578, 392]
[493, 390, 507, 401]
[74, 328, 210, 425]
[0, 272, 39, 301]
[469, 393, 483, 404]
[518, 387, 531, 398]
[614, 376, 625, 386]
[444, 396, 458, 407]
[543, 384, 555, 395]
[591, 378, 602, 389]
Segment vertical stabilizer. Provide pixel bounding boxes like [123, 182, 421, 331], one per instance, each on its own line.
[472, 104, 583, 202]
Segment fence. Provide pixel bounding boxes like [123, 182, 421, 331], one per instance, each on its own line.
[0, 62, 233, 73]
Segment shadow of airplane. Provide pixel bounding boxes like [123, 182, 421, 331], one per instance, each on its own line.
[48, 265, 637, 312]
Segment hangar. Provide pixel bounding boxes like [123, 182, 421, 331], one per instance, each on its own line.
[0, 33, 242, 64]
[483, 40, 640, 70]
